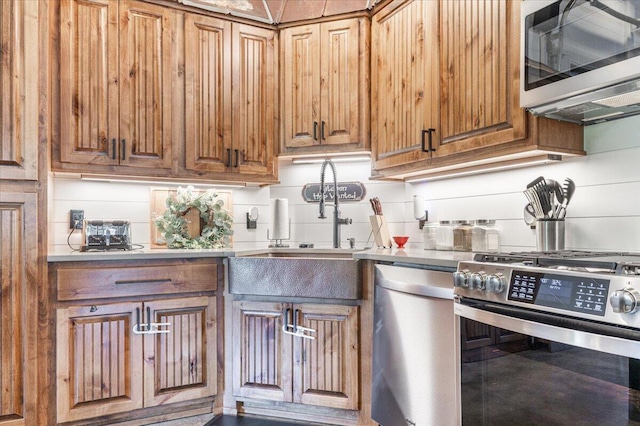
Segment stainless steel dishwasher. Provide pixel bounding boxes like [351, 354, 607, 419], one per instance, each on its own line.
[372, 262, 457, 426]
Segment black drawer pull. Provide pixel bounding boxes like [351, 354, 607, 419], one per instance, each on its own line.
[114, 278, 173, 285]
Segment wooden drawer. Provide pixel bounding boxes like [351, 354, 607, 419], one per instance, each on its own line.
[56, 260, 218, 301]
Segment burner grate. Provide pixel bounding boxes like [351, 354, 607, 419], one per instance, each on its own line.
[473, 250, 631, 272]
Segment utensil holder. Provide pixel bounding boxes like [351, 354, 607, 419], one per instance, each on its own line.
[536, 219, 565, 251]
[370, 215, 392, 248]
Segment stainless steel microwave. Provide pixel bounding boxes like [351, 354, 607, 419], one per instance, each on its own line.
[521, 0, 640, 124]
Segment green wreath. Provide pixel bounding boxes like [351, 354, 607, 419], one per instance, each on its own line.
[153, 186, 234, 249]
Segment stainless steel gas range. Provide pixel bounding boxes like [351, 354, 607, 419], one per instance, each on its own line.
[454, 251, 640, 426]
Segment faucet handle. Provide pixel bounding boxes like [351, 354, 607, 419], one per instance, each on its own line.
[318, 201, 326, 219]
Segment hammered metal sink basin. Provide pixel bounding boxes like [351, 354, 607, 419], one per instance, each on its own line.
[228, 251, 361, 299]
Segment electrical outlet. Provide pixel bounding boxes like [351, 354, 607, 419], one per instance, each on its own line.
[69, 209, 84, 230]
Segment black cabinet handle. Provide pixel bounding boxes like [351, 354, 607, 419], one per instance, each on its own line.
[293, 309, 299, 332]
[421, 129, 436, 152]
[234, 149, 239, 167]
[146, 306, 151, 329]
[313, 121, 318, 141]
[227, 148, 232, 168]
[321, 121, 326, 140]
[121, 139, 126, 160]
[427, 128, 436, 152]
[283, 308, 291, 330]
[111, 138, 116, 160]
[136, 307, 141, 330]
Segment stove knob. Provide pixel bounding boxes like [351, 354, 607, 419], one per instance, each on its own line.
[486, 273, 507, 293]
[453, 269, 470, 288]
[610, 288, 640, 314]
[469, 272, 487, 290]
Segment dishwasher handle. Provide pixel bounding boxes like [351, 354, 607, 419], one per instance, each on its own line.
[375, 264, 454, 299]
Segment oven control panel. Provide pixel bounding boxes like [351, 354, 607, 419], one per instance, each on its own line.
[454, 261, 640, 328]
[508, 270, 609, 317]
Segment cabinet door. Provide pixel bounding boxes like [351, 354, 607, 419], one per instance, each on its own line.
[59, 0, 119, 165]
[435, 0, 526, 157]
[281, 24, 320, 148]
[0, 0, 37, 181]
[319, 19, 360, 146]
[232, 301, 293, 402]
[118, 0, 172, 169]
[0, 192, 37, 425]
[293, 304, 359, 410]
[143, 296, 217, 407]
[231, 24, 276, 177]
[371, 0, 439, 170]
[184, 13, 231, 173]
[56, 302, 143, 423]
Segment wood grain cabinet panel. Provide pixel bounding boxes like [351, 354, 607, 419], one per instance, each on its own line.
[57, 296, 217, 422]
[294, 304, 359, 410]
[53, 260, 220, 424]
[0, 192, 38, 425]
[232, 301, 359, 410]
[281, 18, 368, 154]
[59, 0, 172, 170]
[183, 20, 276, 181]
[143, 297, 217, 407]
[184, 14, 231, 174]
[371, 0, 584, 177]
[371, 0, 438, 170]
[435, 0, 526, 157]
[0, 0, 38, 181]
[56, 302, 143, 423]
[232, 301, 292, 402]
[232, 24, 276, 177]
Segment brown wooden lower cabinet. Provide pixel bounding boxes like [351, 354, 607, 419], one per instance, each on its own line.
[56, 296, 216, 423]
[232, 301, 359, 411]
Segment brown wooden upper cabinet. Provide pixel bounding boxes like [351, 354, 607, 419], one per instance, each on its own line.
[0, 0, 38, 181]
[59, 0, 173, 170]
[178, 16, 278, 182]
[280, 18, 369, 155]
[371, 0, 584, 178]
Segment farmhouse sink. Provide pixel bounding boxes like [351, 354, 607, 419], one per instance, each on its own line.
[228, 249, 361, 299]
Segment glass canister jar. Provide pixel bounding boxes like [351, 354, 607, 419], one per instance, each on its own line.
[472, 219, 500, 252]
[453, 220, 473, 251]
[423, 222, 438, 250]
[435, 220, 453, 250]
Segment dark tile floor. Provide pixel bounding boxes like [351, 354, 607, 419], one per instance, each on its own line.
[205, 415, 316, 426]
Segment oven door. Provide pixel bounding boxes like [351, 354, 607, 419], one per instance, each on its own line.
[455, 299, 640, 426]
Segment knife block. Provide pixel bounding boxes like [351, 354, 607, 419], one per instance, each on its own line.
[370, 215, 392, 248]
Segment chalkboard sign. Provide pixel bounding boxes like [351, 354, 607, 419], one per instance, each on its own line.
[302, 182, 366, 203]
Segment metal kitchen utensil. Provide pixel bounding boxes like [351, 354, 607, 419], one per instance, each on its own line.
[524, 203, 536, 226]
[526, 176, 546, 189]
[537, 183, 553, 218]
[523, 187, 543, 218]
[557, 178, 575, 219]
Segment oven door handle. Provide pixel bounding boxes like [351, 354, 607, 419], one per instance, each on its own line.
[455, 302, 640, 359]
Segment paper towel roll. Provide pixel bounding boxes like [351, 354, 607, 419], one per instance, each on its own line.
[413, 195, 426, 220]
[269, 198, 290, 240]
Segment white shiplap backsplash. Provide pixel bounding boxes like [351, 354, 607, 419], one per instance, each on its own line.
[50, 115, 640, 252]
